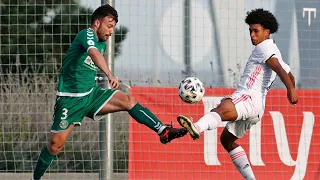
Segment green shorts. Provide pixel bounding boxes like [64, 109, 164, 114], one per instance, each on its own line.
[51, 86, 119, 132]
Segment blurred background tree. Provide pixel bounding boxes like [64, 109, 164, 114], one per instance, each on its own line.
[0, 0, 128, 75]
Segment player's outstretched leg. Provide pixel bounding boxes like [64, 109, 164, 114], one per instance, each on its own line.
[177, 99, 231, 139]
[220, 128, 256, 180]
[177, 98, 256, 179]
[33, 125, 74, 180]
[128, 103, 188, 144]
[95, 90, 188, 144]
[177, 115, 200, 139]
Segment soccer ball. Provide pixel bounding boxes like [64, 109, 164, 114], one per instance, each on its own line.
[178, 77, 205, 104]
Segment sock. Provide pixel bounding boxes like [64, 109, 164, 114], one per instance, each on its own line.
[194, 112, 221, 133]
[129, 103, 166, 135]
[33, 146, 55, 180]
[229, 146, 256, 180]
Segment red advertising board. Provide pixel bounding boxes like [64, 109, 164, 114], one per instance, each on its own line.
[128, 87, 320, 180]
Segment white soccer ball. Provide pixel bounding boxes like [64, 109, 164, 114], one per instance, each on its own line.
[178, 77, 205, 104]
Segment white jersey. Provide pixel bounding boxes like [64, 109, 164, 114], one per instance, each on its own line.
[236, 39, 290, 98]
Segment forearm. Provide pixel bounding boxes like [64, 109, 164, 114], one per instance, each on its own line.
[277, 68, 294, 91]
[288, 72, 295, 88]
[89, 49, 112, 77]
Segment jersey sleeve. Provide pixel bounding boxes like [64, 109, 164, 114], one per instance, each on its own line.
[279, 59, 291, 73]
[254, 41, 277, 64]
[255, 41, 291, 73]
[77, 28, 99, 52]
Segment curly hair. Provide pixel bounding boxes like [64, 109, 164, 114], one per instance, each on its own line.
[245, 8, 279, 34]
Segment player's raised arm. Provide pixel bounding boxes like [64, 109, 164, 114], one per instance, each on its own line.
[265, 57, 294, 90]
[88, 48, 119, 89]
[77, 28, 112, 78]
[266, 57, 298, 105]
[88, 48, 112, 78]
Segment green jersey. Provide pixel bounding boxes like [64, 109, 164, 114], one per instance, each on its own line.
[57, 28, 106, 97]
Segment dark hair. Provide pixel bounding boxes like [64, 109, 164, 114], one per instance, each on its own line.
[91, 4, 118, 24]
[245, 8, 278, 34]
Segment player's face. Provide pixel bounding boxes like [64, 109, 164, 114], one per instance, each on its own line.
[96, 16, 116, 42]
[249, 24, 270, 45]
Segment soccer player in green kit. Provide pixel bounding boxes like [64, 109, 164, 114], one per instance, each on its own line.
[32, 4, 187, 180]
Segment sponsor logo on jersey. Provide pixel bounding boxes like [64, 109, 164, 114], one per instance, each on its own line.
[84, 56, 97, 71]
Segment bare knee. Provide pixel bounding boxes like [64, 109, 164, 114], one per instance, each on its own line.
[47, 140, 64, 155]
[211, 99, 238, 121]
[123, 95, 137, 110]
[210, 107, 228, 121]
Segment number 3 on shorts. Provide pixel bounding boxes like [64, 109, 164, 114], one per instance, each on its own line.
[57, 108, 69, 130]
[61, 108, 68, 120]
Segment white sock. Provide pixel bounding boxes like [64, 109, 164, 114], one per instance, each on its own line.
[229, 146, 256, 180]
[194, 112, 221, 133]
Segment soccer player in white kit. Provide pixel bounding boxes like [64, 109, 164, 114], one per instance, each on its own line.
[177, 9, 298, 180]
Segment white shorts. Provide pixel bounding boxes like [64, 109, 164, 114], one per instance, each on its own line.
[223, 92, 264, 138]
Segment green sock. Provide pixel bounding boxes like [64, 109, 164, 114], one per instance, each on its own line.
[129, 103, 166, 134]
[33, 145, 55, 180]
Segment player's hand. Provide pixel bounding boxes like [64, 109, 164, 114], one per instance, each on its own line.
[107, 75, 119, 89]
[287, 89, 298, 105]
